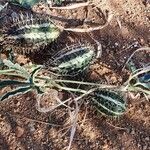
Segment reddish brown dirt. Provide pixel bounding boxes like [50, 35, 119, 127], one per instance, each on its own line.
[0, 0, 150, 150]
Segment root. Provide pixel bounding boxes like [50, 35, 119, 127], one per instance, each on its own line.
[49, 1, 91, 10]
[62, 13, 113, 32]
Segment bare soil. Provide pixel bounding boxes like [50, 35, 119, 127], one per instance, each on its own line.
[0, 0, 150, 150]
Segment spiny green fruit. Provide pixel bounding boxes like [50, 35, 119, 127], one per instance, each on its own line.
[1, 12, 60, 54]
[92, 89, 126, 116]
[47, 43, 101, 76]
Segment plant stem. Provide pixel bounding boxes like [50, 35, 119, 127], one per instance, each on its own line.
[54, 79, 117, 88]
[55, 83, 87, 94]
[36, 76, 87, 93]
[36, 75, 126, 94]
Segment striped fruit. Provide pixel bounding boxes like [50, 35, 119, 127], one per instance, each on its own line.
[0, 12, 60, 54]
[92, 89, 126, 116]
[48, 43, 100, 76]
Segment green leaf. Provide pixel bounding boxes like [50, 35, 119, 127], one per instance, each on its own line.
[127, 61, 137, 73]
[29, 66, 42, 84]
[134, 82, 150, 90]
[10, 0, 41, 8]
[0, 69, 26, 78]
[0, 3, 8, 12]
[3, 59, 30, 78]
[0, 69, 15, 74]
[0, 86, 32, 101]
[139, 73, 150, 83]
[0, 80, 31, 89]
[53, 0, 63, 5]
